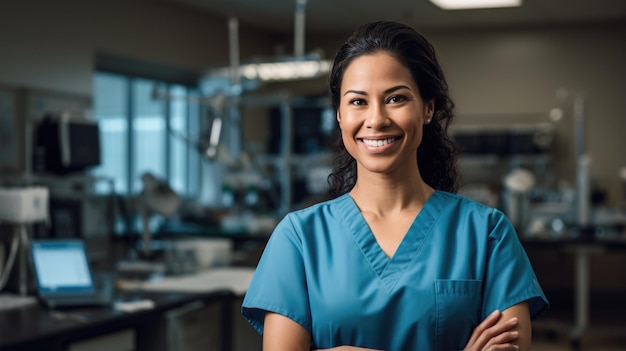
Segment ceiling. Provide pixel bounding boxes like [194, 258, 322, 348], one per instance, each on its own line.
[166, 0, 626, 34]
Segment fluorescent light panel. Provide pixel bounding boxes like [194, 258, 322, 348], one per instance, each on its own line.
[211, 60, 332, 82]
[429, 0, 522, 10]
[241, 60, 332, 81]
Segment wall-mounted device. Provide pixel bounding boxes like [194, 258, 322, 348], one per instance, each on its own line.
[451, 123, 554, 156]
[34, 113, 101, 174]
[0, 187, 49, 224]
[0, 187, 49, 294]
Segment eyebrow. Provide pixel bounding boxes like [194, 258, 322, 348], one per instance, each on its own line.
[343, 85, 412, 96]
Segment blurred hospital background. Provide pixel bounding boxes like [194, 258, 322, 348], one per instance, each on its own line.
[0, 0, 625, 350]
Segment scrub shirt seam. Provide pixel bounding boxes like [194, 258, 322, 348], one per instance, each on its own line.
[338, 195, 389, 283]
[381, 191, 448, 292]
[494, 292, 548, 319]
[243, 300, 312, 334]
[284, 213, 313, 321]
[483, 207, 548, 320]
[245, 213, 311, 335]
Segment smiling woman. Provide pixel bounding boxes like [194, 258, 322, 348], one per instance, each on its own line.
[336, 52, 433, 181]
[241, 21, 548, 351]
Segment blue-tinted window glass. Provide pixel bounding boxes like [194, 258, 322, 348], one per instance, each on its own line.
[92, 72, 128, 194]
[187, 90, 201, 197]
[93, 72, 201, 200]
[169, 85, 187, 194]
[132, 79, 166, 193]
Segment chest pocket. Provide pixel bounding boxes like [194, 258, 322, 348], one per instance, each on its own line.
[435, 279, 482, 351]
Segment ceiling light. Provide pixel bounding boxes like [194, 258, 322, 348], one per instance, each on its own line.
[209, 57, 332, 83]
[429, 0, 522, 10]
[240, 60, 332, 82]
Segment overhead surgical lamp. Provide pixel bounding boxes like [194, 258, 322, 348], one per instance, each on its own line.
[206, 0, 330, 84]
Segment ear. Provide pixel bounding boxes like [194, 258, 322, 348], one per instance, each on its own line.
[336, 111, 341, 124]
[424, 100, 435, 124]
[426, 100, 435, 117]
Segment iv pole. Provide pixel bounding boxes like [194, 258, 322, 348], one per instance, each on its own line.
[556, 91, 601, 348]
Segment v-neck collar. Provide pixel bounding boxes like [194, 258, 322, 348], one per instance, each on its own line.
[335, 190, 446, 292]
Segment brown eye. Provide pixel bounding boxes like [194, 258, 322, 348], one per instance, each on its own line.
[388, 95, 407, 104]
[349, 98, 367, 106]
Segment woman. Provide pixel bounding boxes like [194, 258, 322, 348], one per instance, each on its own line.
[242, 21, 548, 350]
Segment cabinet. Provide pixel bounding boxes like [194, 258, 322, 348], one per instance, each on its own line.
[272, 101, 335, 212]
[24, 174, 117, 262]
[68, 330, 134, 351]
[244, 95, 335, 214]
[453, 123, 556, 225]
[453, 123, 554, 191]
[165, 300, 225, 351]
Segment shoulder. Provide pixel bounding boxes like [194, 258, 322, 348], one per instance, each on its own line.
[273, 194, 349, 237]
[284, 194, 349, 223]
[435, 190, 500, 215]
[434, 191, 511, 230]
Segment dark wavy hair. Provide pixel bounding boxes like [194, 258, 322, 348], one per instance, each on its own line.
[327, 21, 461, 197]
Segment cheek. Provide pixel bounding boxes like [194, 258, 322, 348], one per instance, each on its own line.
[337, 111, 358, 133]
[340, 128, 358, 156]
[340, 127, 353, 146]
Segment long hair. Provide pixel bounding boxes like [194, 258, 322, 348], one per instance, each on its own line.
[327, 21, 461, 197]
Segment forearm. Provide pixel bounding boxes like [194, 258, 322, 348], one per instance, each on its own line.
[500, 302, 531, 351]
[315, 347, 384, 351]
[263, 312, 310, 351]
[464, 301, 532, 351]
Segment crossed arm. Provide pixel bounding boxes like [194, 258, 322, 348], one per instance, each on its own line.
[262, 301, 531, 351]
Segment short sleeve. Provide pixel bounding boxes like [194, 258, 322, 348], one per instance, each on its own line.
[241, 214, 312, 335]
[482, 209, 549, 320]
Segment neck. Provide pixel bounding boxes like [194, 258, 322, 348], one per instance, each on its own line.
[349, 167, 434, 216]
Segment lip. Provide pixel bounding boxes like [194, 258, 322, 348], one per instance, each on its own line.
[358, 135, 401, 140]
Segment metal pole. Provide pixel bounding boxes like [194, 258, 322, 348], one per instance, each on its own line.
[573, 95, 591, 229]
[279, 101, 293, 215]
[294, 0, 308, 57]
[228, 17, 240, 87]
[573, 95, 585, 160]
[573, 248, 588, 337]
[228, 17, 242, 160]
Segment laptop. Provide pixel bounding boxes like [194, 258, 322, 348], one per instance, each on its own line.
[29, 239, 112, 309]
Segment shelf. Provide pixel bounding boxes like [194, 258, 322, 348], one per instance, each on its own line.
[459, 154, 549, 166]
[253, 152, 332, 167]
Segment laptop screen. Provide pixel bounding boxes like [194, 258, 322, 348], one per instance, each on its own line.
[30, 240, 95, 295]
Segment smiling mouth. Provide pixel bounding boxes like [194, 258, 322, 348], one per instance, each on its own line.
[360, 137, 400, 147]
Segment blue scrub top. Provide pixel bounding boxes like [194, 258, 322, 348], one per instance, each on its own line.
[242, 191, 548, 350]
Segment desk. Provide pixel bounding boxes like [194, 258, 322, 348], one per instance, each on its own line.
[155, 221, 271, 267]
[522, 236, 626, 350]
[0, 290, 233, 351]
[156, 221, 270, 248]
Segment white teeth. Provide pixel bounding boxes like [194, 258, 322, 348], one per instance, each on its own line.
[362, 137, 397, 147]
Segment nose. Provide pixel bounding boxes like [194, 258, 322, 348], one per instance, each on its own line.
[365, 103, 390, 129]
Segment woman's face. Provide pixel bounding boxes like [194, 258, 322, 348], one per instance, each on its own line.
[337, 51, 434, 176]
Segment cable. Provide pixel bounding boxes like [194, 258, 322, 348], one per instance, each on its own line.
[0, 227, 20, 291]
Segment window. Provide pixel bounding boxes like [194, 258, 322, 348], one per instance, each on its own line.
[92, 72, 201, 198]
[93, 72, 129, 194]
